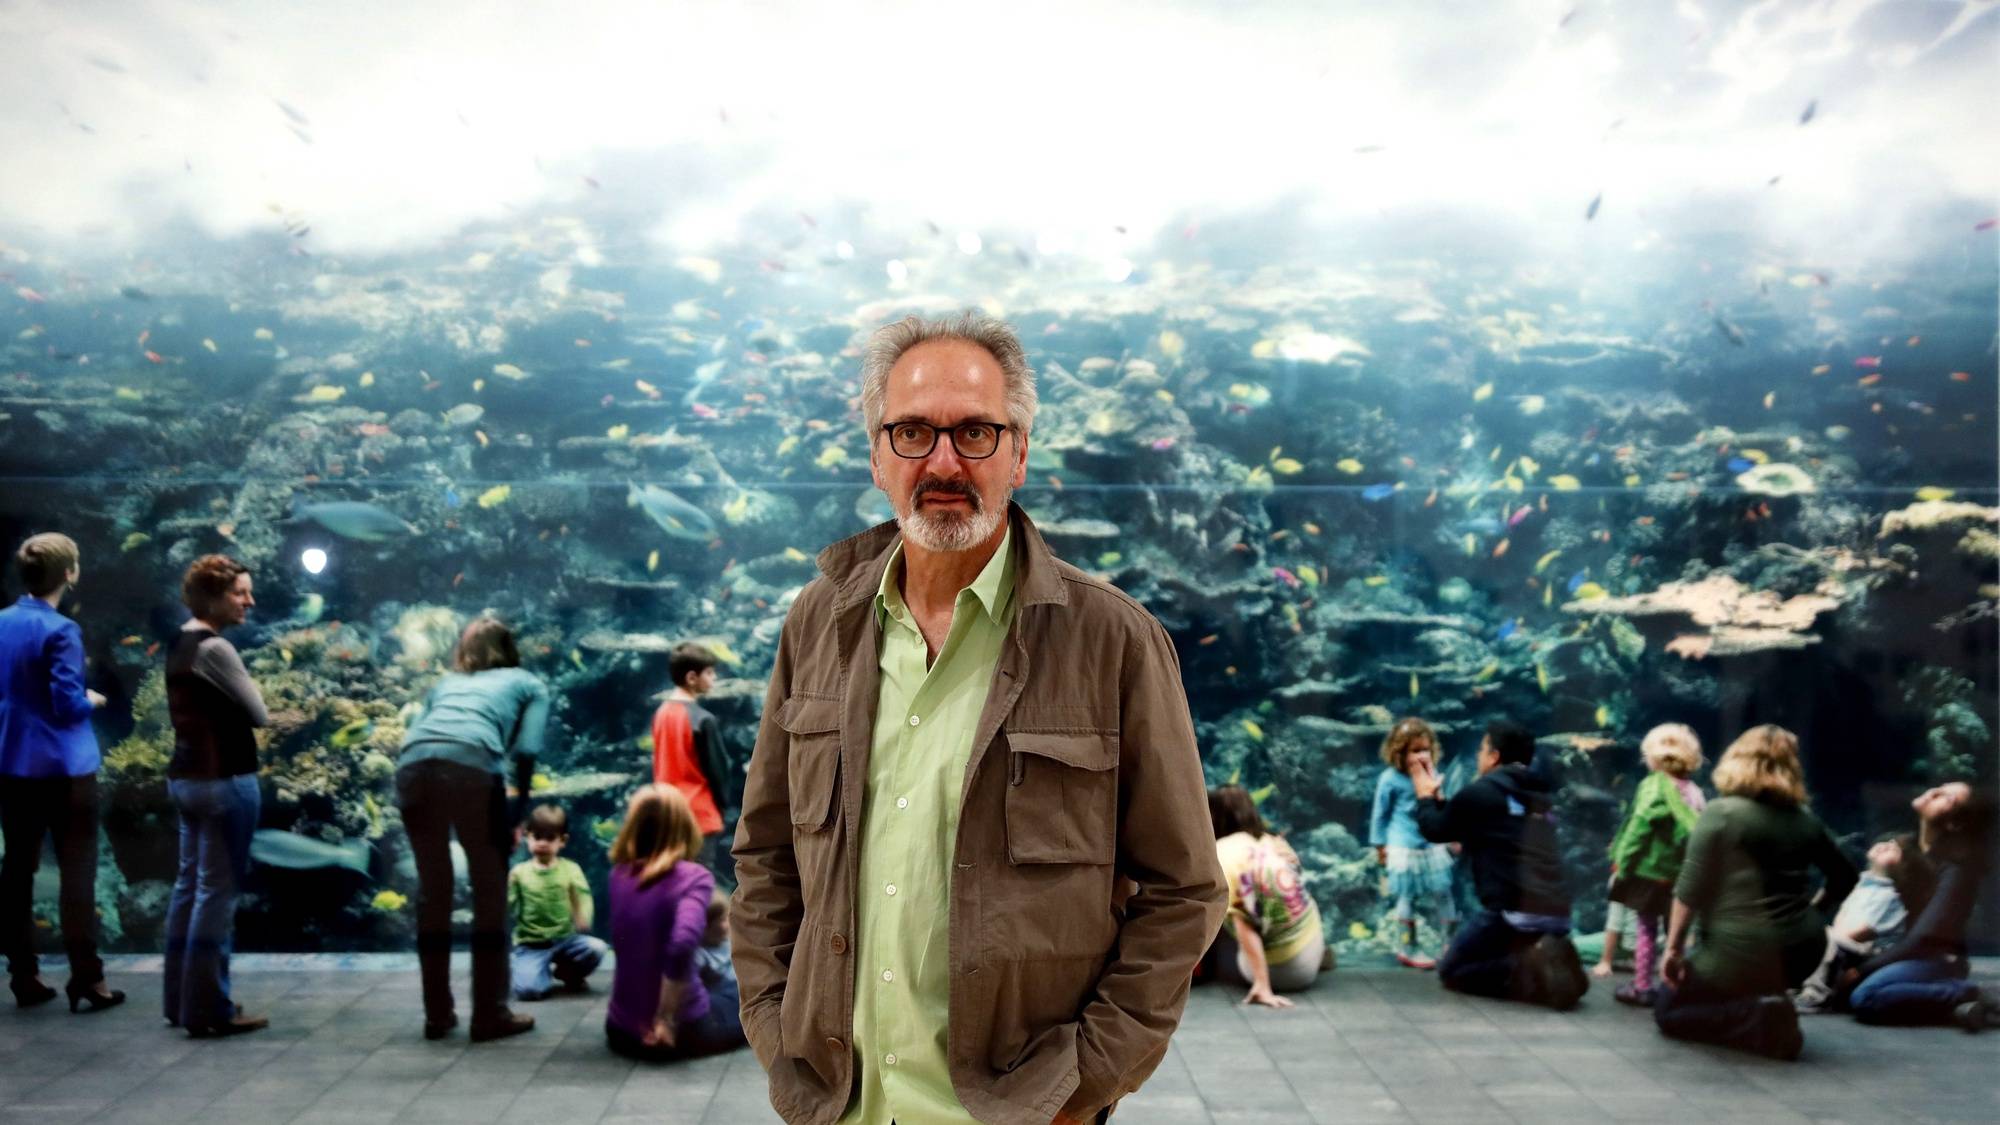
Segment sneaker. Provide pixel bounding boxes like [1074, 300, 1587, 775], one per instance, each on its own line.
[1395, 951, 1437, 971]
[1534, 935, 1588, 1011]
[1756, 995, 1803, 1061]
[1613, 983, 1655, 1008]
[469, 1010, 535, 1043]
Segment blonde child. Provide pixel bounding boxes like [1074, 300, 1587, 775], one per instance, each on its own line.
[1606, 723, 1706, 1005]
[1369, 717, 1459, 969]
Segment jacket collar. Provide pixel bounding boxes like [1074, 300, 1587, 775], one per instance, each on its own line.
[12, 595, 55, 614]
[817, 500, 1070, 613]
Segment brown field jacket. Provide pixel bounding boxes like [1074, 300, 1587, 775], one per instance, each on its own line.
[731, 502, 1226, 1125]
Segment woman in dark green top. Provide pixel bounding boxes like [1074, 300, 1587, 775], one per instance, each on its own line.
[1656, 725, 1857, 1060]
[396, 616, 549, 1043]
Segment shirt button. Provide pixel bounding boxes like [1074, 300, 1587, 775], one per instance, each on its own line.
[885, 883, 897, 896]
[896, 797, 909, 810]
[881, 969, 894, 983]
[830, 933, 847, 954]
[825, 1037, 844, 1053]
[908, 715, 920, 727]
[885, 1053, 898, 1066]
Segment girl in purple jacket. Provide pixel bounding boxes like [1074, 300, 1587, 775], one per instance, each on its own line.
[605, 784, 745, 1059]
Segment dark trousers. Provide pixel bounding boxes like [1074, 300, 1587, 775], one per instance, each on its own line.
[604, 978, 747, 1062]
[1654, 939, 1820, 1054]
[1438, 910, 1525, 998]
[397, 760, 512, 1024]
[0, 774, 102, 986]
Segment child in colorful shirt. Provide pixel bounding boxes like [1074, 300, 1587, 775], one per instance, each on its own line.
[508, 804, 608, 1000]
[1369, 717, 1458, 968]
[1208, 785, 1326, 1006]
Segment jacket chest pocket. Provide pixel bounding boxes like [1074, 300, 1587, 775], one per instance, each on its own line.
[1003, 732, 1118, 865]
[777, 696, 841, 832]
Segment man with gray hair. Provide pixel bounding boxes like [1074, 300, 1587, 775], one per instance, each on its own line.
[732, 311, 1225, 1124]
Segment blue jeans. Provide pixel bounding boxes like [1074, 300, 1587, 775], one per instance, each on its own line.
[511, 933, 608, 998]
[1438, 910, 1525, 998]
[163, 775, 259, 1029]
[1850, 957, 1977, 1026]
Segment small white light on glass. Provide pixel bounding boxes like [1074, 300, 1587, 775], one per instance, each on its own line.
[956, 231, 982, 255]
[835, 240, 855, 260]
[300, 548, 328, 575]
[885, 259, 908, 284]
[1104, 258, 1135, 284]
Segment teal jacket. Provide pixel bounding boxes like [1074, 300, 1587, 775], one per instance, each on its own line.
[1609, 771, 1701, 883]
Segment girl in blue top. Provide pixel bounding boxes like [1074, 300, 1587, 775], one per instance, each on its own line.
[1369, 717, 1459, 969]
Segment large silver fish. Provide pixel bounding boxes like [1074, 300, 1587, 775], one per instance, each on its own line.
[292, 500, 416, 542]
[627, 482, 716, 541]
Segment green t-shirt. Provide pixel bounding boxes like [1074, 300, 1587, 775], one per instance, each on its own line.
[508, 857, 591, 944]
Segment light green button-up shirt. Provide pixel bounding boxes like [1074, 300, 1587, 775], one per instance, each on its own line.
[841, 526, 1017, 1125]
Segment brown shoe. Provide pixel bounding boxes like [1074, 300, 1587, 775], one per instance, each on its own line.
[469, 1011, 535, 1042]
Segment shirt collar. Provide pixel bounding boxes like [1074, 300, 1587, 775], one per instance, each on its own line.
[876, 522, 1016, 629]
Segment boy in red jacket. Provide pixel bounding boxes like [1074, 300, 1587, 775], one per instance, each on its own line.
[650, 643, 731, 878]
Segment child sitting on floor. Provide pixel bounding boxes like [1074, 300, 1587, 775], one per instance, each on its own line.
[1794, 832, 1932, 1013]
[508, 804, 609, 1000]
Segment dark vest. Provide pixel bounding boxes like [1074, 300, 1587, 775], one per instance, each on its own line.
[166, 628, 258, 778]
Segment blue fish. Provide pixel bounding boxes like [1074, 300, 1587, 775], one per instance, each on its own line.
[1360, 483, 1397, 502]
[1726, 457, 1754, 473]
[444, 488, 462, 509]
[1495, 619, 1518, 642]
[1566, 569, 1589, 594]
[1584, 453, 1600, 467]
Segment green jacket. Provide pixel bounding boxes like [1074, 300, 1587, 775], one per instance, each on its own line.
[1609, 771, 1701, 883]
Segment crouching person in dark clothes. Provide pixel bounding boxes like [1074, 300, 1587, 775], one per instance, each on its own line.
[1412, 719, 1589, 1010]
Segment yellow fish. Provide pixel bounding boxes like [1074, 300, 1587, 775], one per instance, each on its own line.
[253, 327, 274, 340]
[1155, 389, 1175, 403]
[1741, 448, 1770, 464]
[635, 379, 661, 399]
[784, 547, 810, 562]
[1624, 474, 1641, 487]
[476, 484, 511, 508]
[1811, 363, 1830, 375]
[474, 429, 489, 447]
[705, 639, 743, 665]
[1409, 672, 1419, 699]
[491, 362, 528, 380]
[1595, 704, 1612, 728]
[569, 649, 585, 671]
[722, 493, 752, 523]
[1157, 329, 1185, 358]
[1517, 455, 1540, 478]
[1349, 921, 1372, 941]
[114, 387, 143, 401]
[1463, 533, 1477, 557]
[1536, 662, 1550, 694]
[201, 338, 217, 352]
[1915, 486, 1955, 502]
[1549, 475, 1581, 491]
[371, 890, 408, 913]
[1533, 550, 1562, 573]
[775, 434, 800, 456]
[120, 532, 151, 552]
[1473, 382, 1494, 402]
[359, 372, 375, 387]
[1474, 661, 1499, 682]
[646, 550, 659, 572]
[1249, 783, 1277, 804]
[1543, 583, 1554, 607]
[1241, 719, 1264, 741]
[305, 385, 345, 402]
[1572, 582, 1608, 600]
[1502, 475, 1524, 493]
[1098, 551, 1122, 568]
[1271, 457, 1305, 475]
[1251, 339, 1278, 359]
[1297, 566, 1319, 587]
[1335, 458, 1363, 474]
[1303, 522, 1321, 535]
[606, 424, 630, 440]
[472, 378, 485, 392]
[816, 445, 848, 469]
[1246, 466, 1273, 488]
[1363, 575, 1389, 587]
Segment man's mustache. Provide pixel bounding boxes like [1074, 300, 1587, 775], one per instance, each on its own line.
[913, 478, 980, 509]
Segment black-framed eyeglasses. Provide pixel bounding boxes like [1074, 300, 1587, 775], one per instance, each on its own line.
[879, 420, 1012, 460]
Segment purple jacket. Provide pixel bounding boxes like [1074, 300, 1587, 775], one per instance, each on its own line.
[607, 859, 715, 1039]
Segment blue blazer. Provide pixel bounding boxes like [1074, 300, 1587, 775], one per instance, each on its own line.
[0, 597, 101, 777]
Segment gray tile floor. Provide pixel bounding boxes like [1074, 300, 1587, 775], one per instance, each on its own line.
[1, 956, 1994, 1123]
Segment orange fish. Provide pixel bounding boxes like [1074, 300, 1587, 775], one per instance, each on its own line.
[1491, 538, 1510, 559]
[1859, 373, 1883, 387]
[119, 635, 142, 646]
[1048, 475, 1064, 490]
[452, 572, 464, 587]
[144, 350, 164, 364]
[1906, 336, 1921, 346]
[1636, 516, 1656, 526]
[1423, 489, 1438, 508]
[1811, 364, 1830, 375]
[145, 643, 160, 657]
[1950, 371, 1971, 382]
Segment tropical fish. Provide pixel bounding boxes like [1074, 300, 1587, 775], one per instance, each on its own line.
[119, 532, 151, 552]
[491, 362, 529, 380]
[1595, 704, 1612, 728]
[303, 385, 345, 402]
[1363, 575, 1389, 587]
[627, 482, 717, 541]
[1726, 457, 1754, 473]
[646, 550, 659, 572]
[1549, 475, 1580, 491]
[202, 338, 217, 352]
[1741, 449, 1769, 464]
[1572, 582, 1608, 600]
[1462, 533, 1477, 557]
[1533, 550, 1562, 573]
[250, 830, 371, 875]
[441, 403, 484, 427]
[775, 434, 801, 456]
[1297, 566, 1319, 587]
[292, 501, 415, 542]
[1098, 551, 1123, 568]
[1914, 487, 1956, 502]
[1272, 566, 1300, 589]
[297, 592, 325, 623]
[254, 327, 275, 340]
[1585, 192, 1602, 220]
[1472, 382, 1494, 402]
[1516, 395, 1546, 416]
[606, 424, 630, 440]
[1507, 505, 1532, 528]
[1271, 457, 1304, 475]
[1566, 569, 1589, 594]
[476, 484, 511, 508]
[816, 445, 849, 469]
[1859, 373, 1883, 387]
[1762, 391, 1774, 409]
[372, 890, 408, 912]
[1241, 719, 1264, 742]
[359, 372, 375, 388]
[1535, 662, 1550, 693]
[1409, 672, 1420, 699]
[329, 717, 374, 749]
[1491, 538, 1510, 559]
[1496, 619, 1518, 642]
[1854, 356, 1882, 369]
[1335, 458, 1363, 474]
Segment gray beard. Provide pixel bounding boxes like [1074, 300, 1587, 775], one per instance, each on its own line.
[897, 489, 1010, 553]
